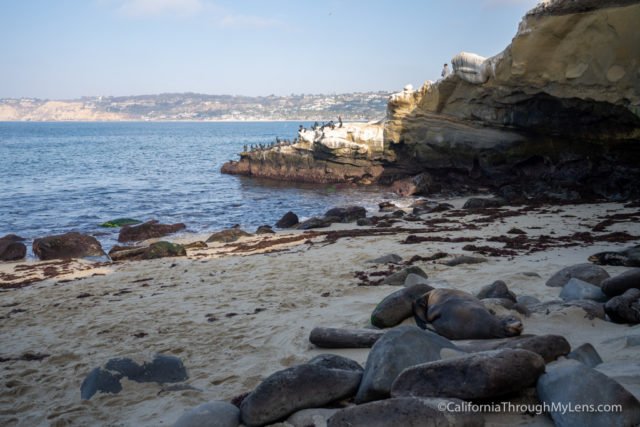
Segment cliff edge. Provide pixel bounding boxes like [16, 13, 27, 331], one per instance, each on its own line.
[222, 0, 640, 201]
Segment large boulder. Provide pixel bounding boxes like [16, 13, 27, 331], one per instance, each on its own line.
[118, 220, 186, 242]
[370, 284, 434, 328]
[355, 326, 459, 403]
[567, 343, 603, 368]
[477, 280, 517, 302]
[239, 364, 362, 427]
[382, 266, 428, 286]
[601, 268, 640, 297]
[391, 349, 545, 400]
[537, 359, 640, 427]
[546, 263, 610, 288]
[327, 397, 482, 427]
[275, 211, 299, 228]
[33, 232, 106, 260]
[206, 228, 251, 243]
[324, 206, 367, 223]
[559, 278, 608, 302]
[0, 234, 26, 261]
[173, 401, 240, 427]
[604, 288, 640, 324]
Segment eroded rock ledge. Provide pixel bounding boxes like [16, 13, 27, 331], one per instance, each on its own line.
[222, 0, 640, 201]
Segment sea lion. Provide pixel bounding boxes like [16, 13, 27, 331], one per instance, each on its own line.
[412, 289, 523, 340]
[589, 245, 640, 267]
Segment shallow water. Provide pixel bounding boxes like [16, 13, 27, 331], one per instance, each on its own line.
[0, 121, 401, 255]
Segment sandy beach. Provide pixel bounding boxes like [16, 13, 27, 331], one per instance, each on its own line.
[1, 198, 640, 426]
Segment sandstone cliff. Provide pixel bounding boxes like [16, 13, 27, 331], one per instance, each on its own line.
[223, 0, 640, 200]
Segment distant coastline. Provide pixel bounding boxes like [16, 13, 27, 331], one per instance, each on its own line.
[0, 92, 391, 122]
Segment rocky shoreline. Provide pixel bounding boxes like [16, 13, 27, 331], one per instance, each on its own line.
[222, 0, 640, 202]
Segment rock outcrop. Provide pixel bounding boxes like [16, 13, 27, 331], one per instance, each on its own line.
[222, 0, 640, 201]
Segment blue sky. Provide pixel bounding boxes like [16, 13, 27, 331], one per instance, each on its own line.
[0, 0, 539, 99]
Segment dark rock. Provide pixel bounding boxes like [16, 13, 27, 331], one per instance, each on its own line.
[477, 280, 517, 302]
[142, 241, 186, 260]
[390, 173, 438, 197]
[507, 227, 527, 235]
[355, 326, 459, 403]
[391, 209, 405, 217]
[546, 263, 610, 288]
[378, 202, 398, 212]
[456, 334, 570, 363]
[324, 206, 367, 223]
[366, 253, 402, 264]
[567, 343, 603, 368]
[239, 364, 362, 427]
[537, 359, 640, 427]
[307, 354, 363, 372]
[33, 232, 106, 260]
[118, 220, 186, 243]
[462, 197, 506, 209]
[309, 327, 385, 349]
[80, 367, 123, 400]
[391, 349, 545, 400]
[356, 218, 375, 226]
[105, 354, 188, 384]
[206, 228, 251, 243]
[0, 235, 27, 261]
[255, 225, 275, 234]
[559, 278, 608, 302]
[327, 397, 482, 427]
[275, 211, 299, 228]
[516, 295, 541, 307]
[382, 266, 428, 286]
[442, 255, 486, 267]
[403, 273, 432, 287]
[601, 268, 640, 297]
[371, 284, 434, 328]
[605, 288, 640, 324]
[99, 218, 142, 228]
[297, 217, 333, 230]
[173, 401, 240, 427]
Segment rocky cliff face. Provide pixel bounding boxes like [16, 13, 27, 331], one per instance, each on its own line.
[223, 0, 640, 201]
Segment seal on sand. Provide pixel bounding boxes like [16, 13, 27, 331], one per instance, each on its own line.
[412, 289, 523, 340]
[589, 245, 640, 267]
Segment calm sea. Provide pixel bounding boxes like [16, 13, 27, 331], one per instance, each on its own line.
[0, 122, 399, 256]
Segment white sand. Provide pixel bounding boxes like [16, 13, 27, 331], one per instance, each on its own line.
[1, 201, 639, 426]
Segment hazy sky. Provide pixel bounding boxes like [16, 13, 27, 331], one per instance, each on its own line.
[0, 0, 540, 99]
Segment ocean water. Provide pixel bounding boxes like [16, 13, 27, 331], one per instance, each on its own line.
[0, 122, 398, 255]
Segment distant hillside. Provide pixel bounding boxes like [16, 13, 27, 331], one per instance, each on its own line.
[0, 92, 392, 122]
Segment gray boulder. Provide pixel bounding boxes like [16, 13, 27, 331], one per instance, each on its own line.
[307, 354, 363, 372]
[477, 280, 517, 302]
[0, 234, 27, 261]
[601, 268, 640, 297]
[383, 266, 428, 286]
[355, 326, 459, 403]
[173, 401, 240, 427]
[366, 253, 402, 264]
[371, 284, 433, 328]
[404, 273, 431, 287]
[559, 278, 608, 302]
[604, 288, 640, 324]
[328, 397, 482, 427]
[537, 359, 640, 427]
[567, 343, 603, 368]
[391, 349, 545, 400]
[239, 364, 361, 427]
[546, 263, 610, 288]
